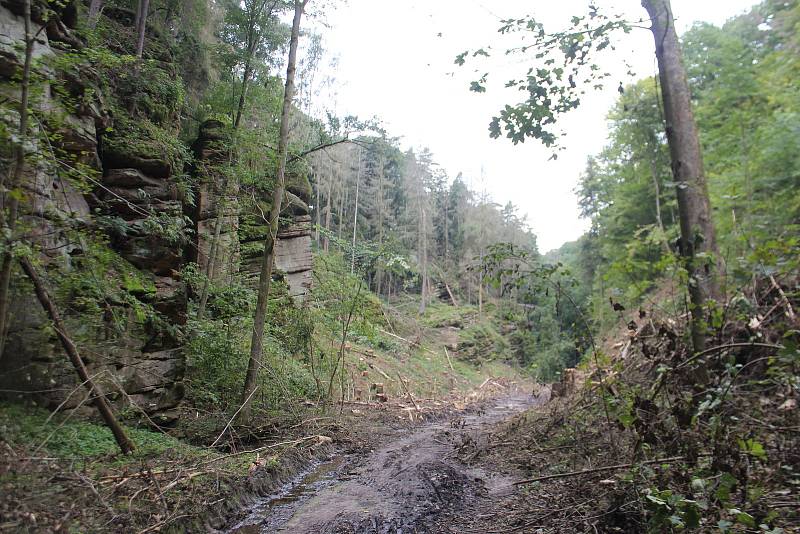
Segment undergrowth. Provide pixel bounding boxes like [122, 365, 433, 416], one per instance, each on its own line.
[481, 273, 799, 533]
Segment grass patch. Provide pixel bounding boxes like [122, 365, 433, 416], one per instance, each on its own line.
[0, 402, 194, 461]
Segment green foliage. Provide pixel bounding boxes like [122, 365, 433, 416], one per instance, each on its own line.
[51, 233, 183, 344]
[420, 301, 474, 329]
[645, 488, 705, 531]
[479, 242, 592, 378]
[556, 1, 800, 344]
[456, 7, 630, 148]
[457, 318, 510, 365]
[185, 310, 318, 411]
[104, 114, 191, 173]
[184, 318, 250, 407]
[182, 262, 318, 411]
[0, 402, 186, 459]
[312, 250, 383, 343]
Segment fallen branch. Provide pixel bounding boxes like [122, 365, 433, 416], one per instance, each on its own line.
[211, 385, 260, 447]
[396, 372, 421, 412]
[514, 455, 692, 485]
[367, 361, 392, 382]
[444, 347, 454, 371]
[676, 342, 784, 371]
[378, 328, 440, 357]
[196, 435, 331, 468]
[19, 257, 135, 454]
[769, 274, 796, 321]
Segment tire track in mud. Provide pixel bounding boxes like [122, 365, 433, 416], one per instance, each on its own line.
[227, 395, 535, 533]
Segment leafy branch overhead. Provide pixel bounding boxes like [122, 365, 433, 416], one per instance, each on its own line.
[456, 6, 632, 148]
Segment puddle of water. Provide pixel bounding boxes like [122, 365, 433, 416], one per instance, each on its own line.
[228, 456, 347, 533]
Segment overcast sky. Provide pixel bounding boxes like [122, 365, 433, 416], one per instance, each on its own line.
[310, 0, 758, 252]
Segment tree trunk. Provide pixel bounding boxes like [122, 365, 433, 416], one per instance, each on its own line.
[337, 175, 346, 241]
[19, 257, 135, 454]
[87, 0, 103, 28]
[234, 59, 254, 130]
[323, 163, 333, 253]
[418, 208, 427, 315]
[643, 0, 720, 352]
[0, 0, 33, 360]
[478, 257, 483, 318]
[196, 188, 228, 321]
[375, 151, 385, 296]
[314, 169, 321, 246]
[238, 0, 307, 424]
[443, 189, 449, 267]
[647, 144, 670, 254]
[350, 147, 361, 274]
[135, 0, 149, 58]
[233, 2, 268, 132]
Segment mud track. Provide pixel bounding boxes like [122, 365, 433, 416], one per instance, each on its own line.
[227, 395, 534, 533]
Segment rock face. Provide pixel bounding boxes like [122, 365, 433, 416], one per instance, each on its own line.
[0, 4, 314, 422]
[275, 214, 313, 303]
[0, 2, 187, 423]
[238, 170, 315, 303]
[191, 120, 240, 284]
[275, 172, 314, 303]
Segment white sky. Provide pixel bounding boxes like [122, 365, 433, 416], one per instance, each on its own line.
[310, 0, 758, 252]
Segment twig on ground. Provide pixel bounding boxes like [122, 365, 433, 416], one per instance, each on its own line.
[514, 455, 693, 485]
[396, 372, 421, 412]
[211, 385, 260, 447]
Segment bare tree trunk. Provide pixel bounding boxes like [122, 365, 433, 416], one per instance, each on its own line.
[133, 0, 141, 31]
[350, 147, 361, 274]
[465, 264, 471, 305]
[323, 163, 333, 253]
[443, 189, 449, 267]
[196, 189, 228, 320]
[0, 0, 33, 360]
[234, 59, 254, 130]
[478, 255, 483, 319]
[375, 151, 385, 296]
[643, 0, 720, 352]
[235, 1, 280, 128]
[238, 0, 308, 424]
[648, 147, 670, 254]
[19, 257, 135, 454]
[418, 208, 427, 315]
[337, 176, 346, 241]
[135, 0, 149, 58]
[314, 169, 321, 246]
[87, 0, 103, 28]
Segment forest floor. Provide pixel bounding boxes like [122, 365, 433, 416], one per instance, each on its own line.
[225, 391, 539, 533]
[0, 378, 535, 533]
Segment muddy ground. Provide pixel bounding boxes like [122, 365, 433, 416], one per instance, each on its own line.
[225, 394, 538, 533]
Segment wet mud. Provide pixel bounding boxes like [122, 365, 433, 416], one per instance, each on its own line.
[227, 395, 533, 533]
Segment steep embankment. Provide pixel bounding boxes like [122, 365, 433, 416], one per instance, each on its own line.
[425, 276, 800, 533]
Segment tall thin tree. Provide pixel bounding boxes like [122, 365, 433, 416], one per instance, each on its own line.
[238, 0, 309, 424]
[135, 0, 149, 58]
[642, 0, 720, 351]
[350, 146, 362, 274]
[87, 0, 103, 28]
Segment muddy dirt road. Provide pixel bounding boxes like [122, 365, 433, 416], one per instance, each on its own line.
[227, 395, 534, 533]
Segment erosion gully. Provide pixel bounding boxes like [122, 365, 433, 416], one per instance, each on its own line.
[226, 394, 534, 534]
